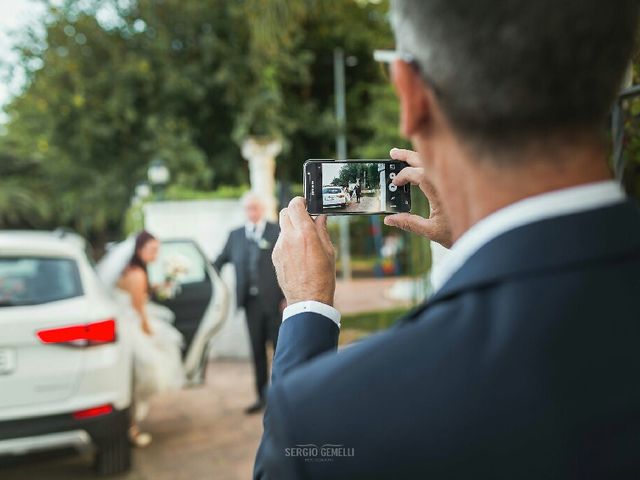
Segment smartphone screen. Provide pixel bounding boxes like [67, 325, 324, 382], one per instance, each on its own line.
[304, 159, 411, 215]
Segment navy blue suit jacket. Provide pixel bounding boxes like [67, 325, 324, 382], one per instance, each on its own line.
[255, 201, 640, 479]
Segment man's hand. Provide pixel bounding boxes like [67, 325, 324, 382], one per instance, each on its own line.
[384, 148, 453, 248]
[272, 197, 336, 306]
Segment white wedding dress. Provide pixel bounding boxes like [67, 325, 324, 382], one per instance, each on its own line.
[97, 238, 185, 421]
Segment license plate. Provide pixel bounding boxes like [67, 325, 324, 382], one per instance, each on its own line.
[327, 196, 334, 200]
[0, 348, 16, 375]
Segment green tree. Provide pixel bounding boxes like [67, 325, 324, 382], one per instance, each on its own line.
[0, 0, 401, 243]
[0, 153, 49, 228]
[620, 47, 640, 198]
[331, 162, 379, 189]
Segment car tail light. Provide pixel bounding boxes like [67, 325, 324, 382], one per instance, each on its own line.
[73, 404, 113, 420]
[37, 319, 116, 346]
[337, 194, 344, 198]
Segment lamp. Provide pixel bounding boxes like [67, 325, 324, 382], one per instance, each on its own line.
[135, 181, 152, 200]
[147, 159, 170, 200]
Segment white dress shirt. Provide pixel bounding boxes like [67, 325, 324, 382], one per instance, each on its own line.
[283, 300, 342, 327]
[282, 180, 626, 327]
[245, 220, 266, 241]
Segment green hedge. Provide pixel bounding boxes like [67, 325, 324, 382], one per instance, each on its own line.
[341, 307, 410, 333]
[165, 184, 250, 200]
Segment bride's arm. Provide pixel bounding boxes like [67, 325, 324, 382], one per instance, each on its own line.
[127, 269, 153, 335]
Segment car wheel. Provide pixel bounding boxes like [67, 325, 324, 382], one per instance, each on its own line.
[94, 413, 132, 475]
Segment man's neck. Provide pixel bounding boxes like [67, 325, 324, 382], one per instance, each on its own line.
[442, 142, 613, 243]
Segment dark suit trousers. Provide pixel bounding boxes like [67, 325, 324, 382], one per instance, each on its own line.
[245, 295, 281, 400]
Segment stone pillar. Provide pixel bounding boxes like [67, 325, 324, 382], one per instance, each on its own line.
[241, 137, 282, 221]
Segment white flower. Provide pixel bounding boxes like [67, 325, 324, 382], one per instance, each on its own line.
[258, 238, 271, 250]
[164, 254, 191, 280]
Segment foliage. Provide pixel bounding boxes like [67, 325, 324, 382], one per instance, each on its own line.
[341, 307, 409, 332]
[0, 0, 402, 243]
[0, 153, 50, 227]
[353, 82, 411, 158]
[621, 50, 640, 198]
[328, 162, 379, 189]
[165, 184, 249, 200]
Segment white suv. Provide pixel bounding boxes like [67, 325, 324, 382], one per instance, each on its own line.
[0, 230, 133, 474]
[0, 231, 228, 475]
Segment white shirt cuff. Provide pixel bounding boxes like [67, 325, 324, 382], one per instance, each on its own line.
[282, 301, 341, 328]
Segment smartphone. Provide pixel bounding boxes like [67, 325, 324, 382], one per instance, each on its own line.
[304, 159, 411, 215]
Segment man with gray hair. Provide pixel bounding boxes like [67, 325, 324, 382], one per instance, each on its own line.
[213, 192, 284, 414]
[255, 0, 640, 478]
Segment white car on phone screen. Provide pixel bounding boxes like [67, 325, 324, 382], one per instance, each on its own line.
[0, 231, 228, 475]
[322, 186, 348, 208]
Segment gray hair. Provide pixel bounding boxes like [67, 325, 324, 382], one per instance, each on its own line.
[391, 0, 639, 156]
[241, 191, 264, 207]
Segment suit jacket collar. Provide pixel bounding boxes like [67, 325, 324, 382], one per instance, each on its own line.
[263, 221, 279, 240]
[430, 181, 625, 291]
[401, 200, 640, 323]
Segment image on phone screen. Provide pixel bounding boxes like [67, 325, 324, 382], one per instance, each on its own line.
[304, 160, 411, 215]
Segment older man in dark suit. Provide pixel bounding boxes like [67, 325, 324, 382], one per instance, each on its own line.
[254, 0, 640, 478]
[214, 192, 284, 414]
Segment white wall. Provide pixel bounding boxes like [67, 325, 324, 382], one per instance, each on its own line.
[143, 199, 251, 360]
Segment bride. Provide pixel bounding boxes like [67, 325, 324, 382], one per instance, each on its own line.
[97, 230, 185, 447]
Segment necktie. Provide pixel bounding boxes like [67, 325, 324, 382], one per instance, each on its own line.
[248, 225, 260, 295]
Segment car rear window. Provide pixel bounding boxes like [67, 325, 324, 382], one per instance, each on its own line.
[323, 187, 342, 194]
[0, 257, 83, 307]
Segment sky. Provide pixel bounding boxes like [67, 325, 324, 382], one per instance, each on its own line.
[322, 163, 347, 185]
[0, 0, 45, 120]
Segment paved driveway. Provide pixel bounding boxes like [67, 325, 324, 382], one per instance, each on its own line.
[344, 194, 380, 213]
[0, 361, 263, 480]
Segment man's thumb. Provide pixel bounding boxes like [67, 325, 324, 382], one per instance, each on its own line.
[385, 213, 432, 236]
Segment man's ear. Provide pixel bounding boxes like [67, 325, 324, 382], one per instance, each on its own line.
[392, 60, 431, 138]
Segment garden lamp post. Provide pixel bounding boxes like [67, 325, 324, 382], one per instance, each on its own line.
[135, 181, 152, 200]
[334, 47, 356, 280]
[147, 159, 170, 200]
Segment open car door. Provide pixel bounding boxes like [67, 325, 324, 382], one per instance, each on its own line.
[148, 239, 229, 386]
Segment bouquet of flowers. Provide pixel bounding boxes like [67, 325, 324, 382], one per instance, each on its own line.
[154, 254, 190, 300]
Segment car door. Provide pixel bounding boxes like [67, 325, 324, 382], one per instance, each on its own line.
[147, 239, 228, 386]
